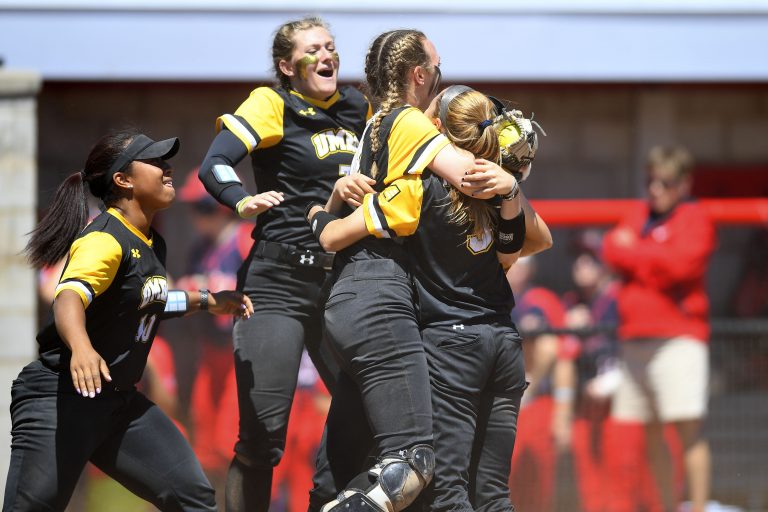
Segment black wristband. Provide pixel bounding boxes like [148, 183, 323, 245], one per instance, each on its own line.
[496, 209, 526, 254]
[310, 210, 338, 243]
[199, 288, 209, 311]
[304, 201, 325, 221]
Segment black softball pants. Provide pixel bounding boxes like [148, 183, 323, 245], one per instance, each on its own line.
[309, 259, 433, 509]
[227, 254, 339, 512]
[2, 360, 215, 512]
[422, 323, 526, 512]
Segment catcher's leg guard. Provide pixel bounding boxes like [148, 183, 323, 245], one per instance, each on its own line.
[321, 444, 435, 512]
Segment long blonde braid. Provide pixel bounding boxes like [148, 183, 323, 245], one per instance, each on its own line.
[364, 30, 431, 178]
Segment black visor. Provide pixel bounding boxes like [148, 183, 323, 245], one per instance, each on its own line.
[108, 134, 180, 176]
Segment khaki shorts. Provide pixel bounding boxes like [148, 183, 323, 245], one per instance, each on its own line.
[611, 336, 709, 423]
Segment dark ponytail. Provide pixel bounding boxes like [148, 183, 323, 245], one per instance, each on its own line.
[24, 172, 89, 268]
[24, 128, 138, 268]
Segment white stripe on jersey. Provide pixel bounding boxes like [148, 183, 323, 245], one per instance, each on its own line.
[406, 133, 449, 175]
[221, 114, 258, 151]
[56, 281, 93, 306]
[366, 197, 390, 238]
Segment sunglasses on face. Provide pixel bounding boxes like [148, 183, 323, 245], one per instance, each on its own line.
[646, 176, 681, 190]
[428, 64, 442, 97]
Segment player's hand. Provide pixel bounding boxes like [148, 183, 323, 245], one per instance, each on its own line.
[334, 174, 376, 207]
[461, 159, 517, 199]
[70, 345, 111, 398]
[209, 290, 254, 319]
[237, 191, 284, 218]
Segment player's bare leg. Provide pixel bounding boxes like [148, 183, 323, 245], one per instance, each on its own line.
[645, 420, 676, 511]
[675, 419, 710, 512]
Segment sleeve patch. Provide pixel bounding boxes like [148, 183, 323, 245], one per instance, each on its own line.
[212, 164, 242, 184]
[362, 177, 423, 238]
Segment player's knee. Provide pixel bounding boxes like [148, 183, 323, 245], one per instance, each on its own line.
[377, 444, 435, 509]
[233, 439, 283, 469]
[160, 467, 217, 511]
[322, 444, 435, 512]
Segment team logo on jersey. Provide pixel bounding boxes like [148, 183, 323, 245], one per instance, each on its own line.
[299, 107, 317, 117]
[380, 184, 401, 203]
[466, 228, 493, 255]
[131, 248, 141, 258]
[311, 129, 360, 159]
[139, 275, 168, 310]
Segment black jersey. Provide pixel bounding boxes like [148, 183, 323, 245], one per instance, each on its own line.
[218, 86, 370, 250]
[407, 175, 515, 328]
[336, 106, 449, 268]
[37, 209, 169, 388]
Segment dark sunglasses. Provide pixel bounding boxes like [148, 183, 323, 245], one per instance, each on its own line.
[646, 176, 682, 190]
[428, 64, 442, 97]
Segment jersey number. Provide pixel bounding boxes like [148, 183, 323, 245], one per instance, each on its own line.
[136, 313, 158, 343]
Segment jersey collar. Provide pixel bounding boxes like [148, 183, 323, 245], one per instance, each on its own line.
[290, 89, 340, 110]
[107, 208, 154, 248]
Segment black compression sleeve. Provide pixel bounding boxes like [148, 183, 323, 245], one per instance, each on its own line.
[198, 129, 251, 210]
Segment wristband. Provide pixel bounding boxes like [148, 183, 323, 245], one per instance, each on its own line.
[304, 201, 325, 221]
[199, 289, 209, 311]
[496, 209, 526, 254]
[163, 290, 189, 318]
[310, 210, 338, 243]
[498, 179, 520, 201]
[235, 195, 255, 219]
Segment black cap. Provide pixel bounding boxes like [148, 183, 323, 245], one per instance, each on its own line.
[108, 134, 180, 176]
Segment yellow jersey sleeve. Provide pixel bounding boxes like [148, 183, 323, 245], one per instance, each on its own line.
[385, 108, 449, 184]
[55, 231, 123, 309]
[216, 87, 285, 152]
[362, 176, 424, 238]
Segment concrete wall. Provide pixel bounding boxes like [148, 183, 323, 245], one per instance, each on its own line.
[0, 69, 41, 489]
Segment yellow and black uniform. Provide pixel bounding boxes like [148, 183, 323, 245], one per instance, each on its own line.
[38, 208, 170, 388]
[203, 86, 371, 249]
[309, 107, 448, 512]
[4, 208, 217, 512]
[334, 106, 449, 267]
[198, 85, 370, 503]
[408, 177, 515, 327]
[407, 175, 527, 512]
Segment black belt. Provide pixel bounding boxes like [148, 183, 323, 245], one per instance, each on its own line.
[254, 240, 334, 270]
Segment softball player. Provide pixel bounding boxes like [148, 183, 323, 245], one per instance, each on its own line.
[196, 17, 371, 512]
[412, 86, 531, 512]
[309, 84, 549, 512]
[4, 129, 253, 512]
[304, 32, 518, 512]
